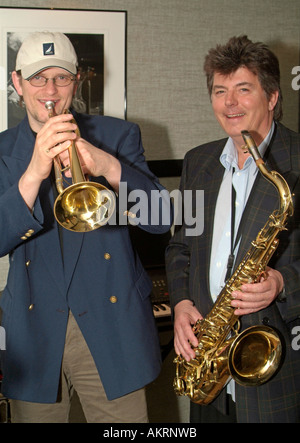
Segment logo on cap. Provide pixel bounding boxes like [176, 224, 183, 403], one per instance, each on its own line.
[43, 43, 55, 56]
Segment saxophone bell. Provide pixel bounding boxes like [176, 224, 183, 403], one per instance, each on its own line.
[228, 325, 282, 386]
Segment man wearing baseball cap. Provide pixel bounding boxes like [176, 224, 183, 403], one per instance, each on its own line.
[0, 32, 172, 422]
[12, 32, 79, 134]
[15, 32, 78, 80]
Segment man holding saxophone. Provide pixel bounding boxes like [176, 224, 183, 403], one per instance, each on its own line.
[166, 36, 300, 422]
[0, 32, 172, 422]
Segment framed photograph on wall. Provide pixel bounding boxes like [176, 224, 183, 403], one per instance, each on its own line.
[0, 7, 127, 131]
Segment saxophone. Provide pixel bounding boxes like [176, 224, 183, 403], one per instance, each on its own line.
[173, 130, 294, 405]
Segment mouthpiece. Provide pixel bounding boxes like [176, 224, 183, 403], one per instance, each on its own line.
[45, 101, 55, 111]
[241, 130, 261, 162]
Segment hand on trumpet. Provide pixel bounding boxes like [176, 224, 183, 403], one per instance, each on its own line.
[45, 102, 121, 191]
[19, 111, 121, 211]
[18, 112, 77, 211]
[36, 113, 77, 178]
[67, 137, 121, 192]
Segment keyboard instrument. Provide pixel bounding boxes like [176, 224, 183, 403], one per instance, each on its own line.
[148, 268, 171, 318]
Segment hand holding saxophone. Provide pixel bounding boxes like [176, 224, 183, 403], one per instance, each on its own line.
[173, 299, 202, 361]
[231, 266, 284, 315]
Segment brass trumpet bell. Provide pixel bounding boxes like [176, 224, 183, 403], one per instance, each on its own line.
[54, 182, 115, 232]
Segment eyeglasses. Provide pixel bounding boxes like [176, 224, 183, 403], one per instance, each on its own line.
[28, 75, 76, 87]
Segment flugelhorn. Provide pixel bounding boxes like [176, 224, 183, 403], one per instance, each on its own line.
[45, 101, 115, 232]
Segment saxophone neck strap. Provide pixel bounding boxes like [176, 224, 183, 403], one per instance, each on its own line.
[225, 170, 239, 282]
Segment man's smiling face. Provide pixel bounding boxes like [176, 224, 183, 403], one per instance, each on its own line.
[12, 67, 78, 133]
[211, 66, 278, 148]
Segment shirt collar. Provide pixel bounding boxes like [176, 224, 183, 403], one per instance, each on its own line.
[220, 121, 275, 171]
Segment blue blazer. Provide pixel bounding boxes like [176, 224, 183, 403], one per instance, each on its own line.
[0, 111, 172, 402]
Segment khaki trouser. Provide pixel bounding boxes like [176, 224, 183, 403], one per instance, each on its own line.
[10, 311, 148, 423]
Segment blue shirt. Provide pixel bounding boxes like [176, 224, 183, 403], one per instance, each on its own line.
[209, 123, 274, 300]
[209, 123, 274, 400]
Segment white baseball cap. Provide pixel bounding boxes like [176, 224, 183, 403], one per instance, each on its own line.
[15, 31, 78, 79]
